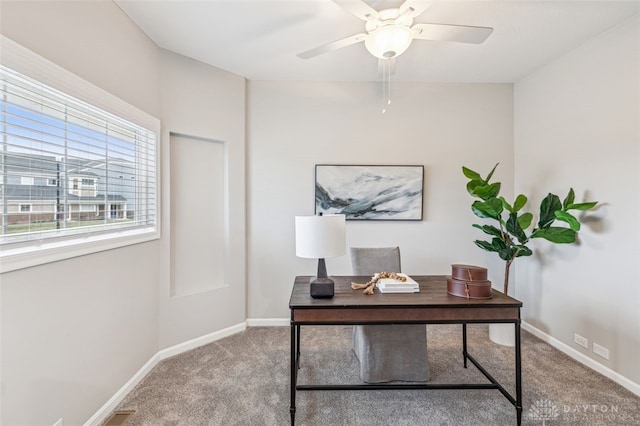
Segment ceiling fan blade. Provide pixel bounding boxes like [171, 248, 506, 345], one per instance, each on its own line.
[412, 23, 493, 44]
[377, 58, 396, 77]
[332, 0, 380, 22]
[399, 1, 432, 19]
[297, 33, 368, 59]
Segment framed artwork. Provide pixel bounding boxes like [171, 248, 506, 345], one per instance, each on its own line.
[315, 164, 424, 220]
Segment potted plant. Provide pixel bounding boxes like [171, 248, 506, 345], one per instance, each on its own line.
[462, 163, 597, 344]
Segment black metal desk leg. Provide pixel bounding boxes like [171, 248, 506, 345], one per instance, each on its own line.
[515, 321, 522, 426]
[290, 322, 297, 424]
[462, 322, 468, 368]
[296, 324, 301, 368]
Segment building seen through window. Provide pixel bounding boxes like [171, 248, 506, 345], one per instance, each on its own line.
[0, 65, 157, 246]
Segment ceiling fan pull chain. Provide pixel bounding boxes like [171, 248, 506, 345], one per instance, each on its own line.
[382, 59, 391, 114]
[382, 60, 387, 113]
[387, 60, 392, 106]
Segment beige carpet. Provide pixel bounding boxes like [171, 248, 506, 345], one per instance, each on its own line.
[109, 325, 640, 425]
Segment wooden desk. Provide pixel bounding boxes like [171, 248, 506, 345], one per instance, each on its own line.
[289, 275, 523, 425]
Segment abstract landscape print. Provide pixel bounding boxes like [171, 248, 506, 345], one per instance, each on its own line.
[315, 165, 424, 220]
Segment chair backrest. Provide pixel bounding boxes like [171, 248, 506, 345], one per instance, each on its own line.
[349, 247, 401, 275]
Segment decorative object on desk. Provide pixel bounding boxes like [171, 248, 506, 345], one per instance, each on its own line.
[295, 213, 346, 298]
[463, 163, 598, 296]
[447, 264, 492, 299]
[315, 164, 423, 220]
[376, 272, 419, 293]
[463, 163, 598, 346]
[351, 271, 418, 294]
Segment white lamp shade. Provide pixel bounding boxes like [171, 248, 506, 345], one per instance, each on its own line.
[365, 25, 413, 59]
[295, 214, 346, 259]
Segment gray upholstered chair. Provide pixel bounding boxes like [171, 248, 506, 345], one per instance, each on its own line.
[351, 247, 429, 383]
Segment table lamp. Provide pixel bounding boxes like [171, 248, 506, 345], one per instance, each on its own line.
[295, 213, 346, 298]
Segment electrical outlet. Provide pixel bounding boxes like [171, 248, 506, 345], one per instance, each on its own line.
[574, 333, 588, 348]
[593, 343, 610, 360]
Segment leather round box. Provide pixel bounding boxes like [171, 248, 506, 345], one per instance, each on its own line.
[447, 277, 492, 299]
[451, 264, 488, 282]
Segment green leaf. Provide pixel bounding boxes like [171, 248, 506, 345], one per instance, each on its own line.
[506, 212, 527, 243]
[563, 188, 575, 210]
[538, 193, 562, 228]
[471, 182, 501, 200]
[475, 240, 498, 252]
[513, 194, 528, 212]
[555, 210, 581, 232]
[485, 163, 499, 182]
[492, 235, 513, 260]
[499, 196, 513, 213]
[462, 166, 482, 181]
[531, 227, 577, 243]
[466, 180, 482, 196]
[491, 237, 508, 251]
[515, 245, 533, 257]
[472, 198, 504, 220]
[566, 201, 598, 211]
[517, 212, 533, 230]
[500, 194, 527, 214]
[475, 238, 508, 257]
[499, 247, 516, 261]
[473, 223, 502, 237]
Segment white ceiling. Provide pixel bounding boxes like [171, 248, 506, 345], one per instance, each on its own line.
[114, 0, 640, 83]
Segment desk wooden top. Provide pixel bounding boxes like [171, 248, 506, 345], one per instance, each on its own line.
[289, 275, 522, 323]
[290, 275, 522, 309]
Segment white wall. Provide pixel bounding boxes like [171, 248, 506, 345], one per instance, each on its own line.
[514, 16, 640, 384]
[0, 3, 161, 425]
[247, 81, 514, 318]
[158, 50, 247, 349]
[0, 2, 248, 425]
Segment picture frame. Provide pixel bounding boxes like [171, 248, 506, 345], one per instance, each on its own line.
[315, 164, 424, 221]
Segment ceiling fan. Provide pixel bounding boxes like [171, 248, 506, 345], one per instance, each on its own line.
[297, 0, 493, 73]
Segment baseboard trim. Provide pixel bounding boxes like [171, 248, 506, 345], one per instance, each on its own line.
[246, 317, 289, 327]
[84, 322, 247, 426]
[522, 321, 640, 397]
[84, 349, 163, 426]
[157, 322, 247, 360]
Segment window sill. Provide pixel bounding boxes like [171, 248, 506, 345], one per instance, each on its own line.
[0, 227, 160, 273]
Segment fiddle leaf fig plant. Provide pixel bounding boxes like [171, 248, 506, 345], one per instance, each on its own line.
[463, 163, 597, 295]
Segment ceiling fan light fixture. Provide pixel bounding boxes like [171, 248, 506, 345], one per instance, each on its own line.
[365, 25, 413, 59]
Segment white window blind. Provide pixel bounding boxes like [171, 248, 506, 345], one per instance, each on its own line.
[0, 48, 159, 271]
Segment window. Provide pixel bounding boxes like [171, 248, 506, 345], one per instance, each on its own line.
[0, 37, 160, 272]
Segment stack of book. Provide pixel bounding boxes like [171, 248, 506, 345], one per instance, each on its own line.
[375, 273, 420, 293]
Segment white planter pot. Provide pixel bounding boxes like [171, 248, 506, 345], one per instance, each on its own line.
[489, 323, 515, 347]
